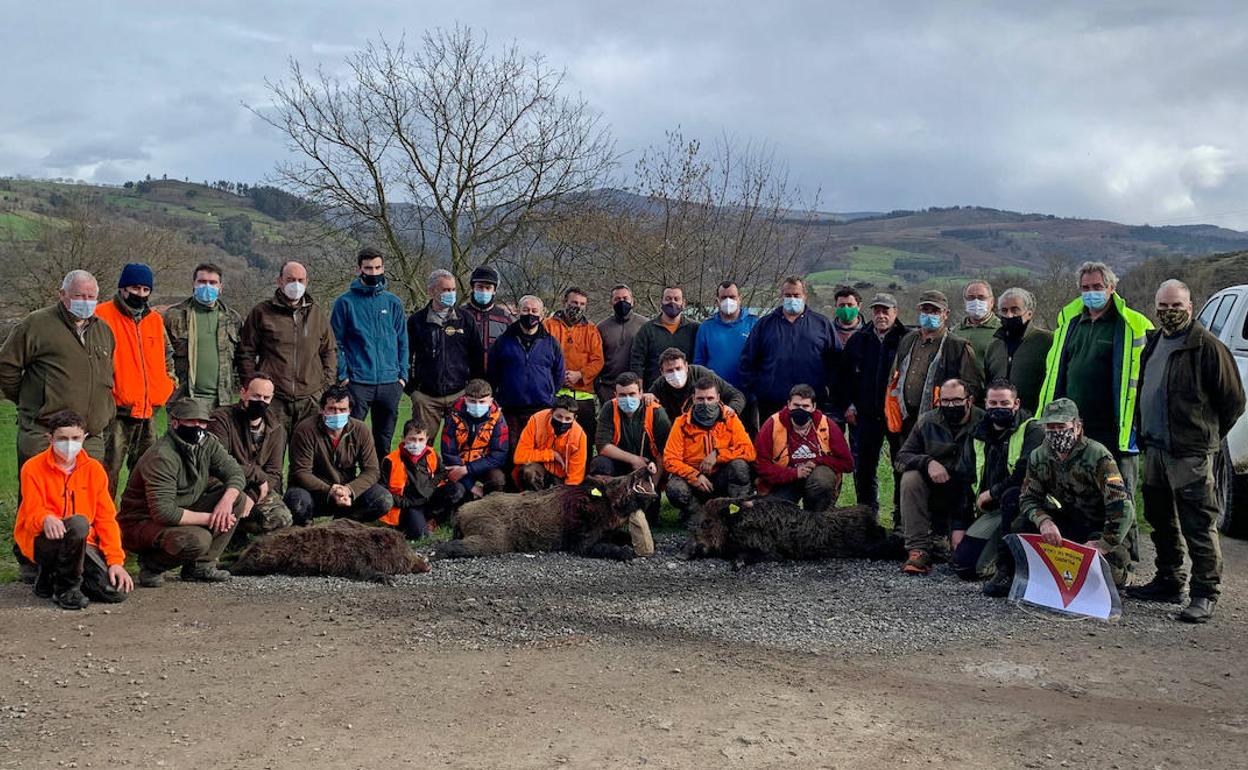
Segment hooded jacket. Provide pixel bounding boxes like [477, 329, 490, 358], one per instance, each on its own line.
[754, 407, 854, 494]
[512, 408, 588, 485]
[487, 321, 565, 409]
[236, 291, 337, 400]
[15, 446, 125, 566]
[331, 277, 408, 385]
[663, 405, 756, 482]
[544, 311, 604, 395]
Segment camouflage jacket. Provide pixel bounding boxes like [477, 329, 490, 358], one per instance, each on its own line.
[163, 296, 242, 407]
[1019, 435, 1131, 547]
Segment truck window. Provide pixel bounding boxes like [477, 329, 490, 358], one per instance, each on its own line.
[1210, 293, 1237, 337]
[1198, 296, 1226, 330]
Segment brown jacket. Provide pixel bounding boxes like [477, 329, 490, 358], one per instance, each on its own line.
[0, 303, 116, 437]
[208, 403, 286, 499]
[287, 415, 379, 498]
[236, 291, 337, 400]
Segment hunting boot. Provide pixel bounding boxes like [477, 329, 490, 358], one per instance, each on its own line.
[1178, 597, 1216, 624]
[902, 549, 932, 575]
[1126, 576, 1185, 603]
[983, 547, 1015, 598]
[138, 559, 166, 588]
[181, 564, 232, 582]
[54, 587, 90, 611]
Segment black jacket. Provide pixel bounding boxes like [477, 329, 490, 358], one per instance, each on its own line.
[834, 318, 909, 421]
[406, 304, 484, 397]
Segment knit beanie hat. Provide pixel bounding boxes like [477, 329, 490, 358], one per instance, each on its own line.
[118, 263, 154, 289]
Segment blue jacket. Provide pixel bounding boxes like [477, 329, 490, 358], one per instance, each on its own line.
[693, 311, 757, 389]
[739, 306, 837, 406]
[441, 397, 510, 477]
[331, 278, 408, 385]
[487, 321, 565, 409]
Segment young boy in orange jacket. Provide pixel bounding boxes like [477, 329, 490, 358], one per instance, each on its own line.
[513, 395, 588, 490]
[14, 410, 133, 609]
[663, 377, 756, 522]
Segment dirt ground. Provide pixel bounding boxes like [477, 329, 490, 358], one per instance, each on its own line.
[2, 538, 1246, 770]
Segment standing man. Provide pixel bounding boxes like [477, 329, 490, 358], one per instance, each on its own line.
[118, 399, 246, 587]
[693, 280, 757, 397]
[740, 276, 837, 421]
[461, 265, 513, 371]
[407, 269, 484, 444]
[487, 295, 565, 456]
[754, 384, 854, 512]
[838, 294, 908, 519]
[236, 261, 337, 442]
[94, 262, 177, 496]
[208, 375, 292, 539]
[1128, 279, 1245, 623]
[983, 287, 1053, 413]
[165, 262, 242, 408]
[630, 285, 700, 388]
[1038, 261, 1152, 501]
[332, 246, 408, 458]
[955, 280, 1001, 365]
[663, 378, 756, 523]
[887, 289, 981, 448]
[597, 284, 648, 404]
[545, 286, 604, 442]
[0, 270, 115, 471]
[828, 286, 868, 412]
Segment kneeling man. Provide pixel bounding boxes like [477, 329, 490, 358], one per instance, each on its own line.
[513, 394, 589, 490]
[755, 384, 853, 512]
[15, 410, 133, 609]
[285, 385, 393, 525]
[664, 378, 755, 522]
[119, 398, 246, 587]
[208, 375, 292, 539]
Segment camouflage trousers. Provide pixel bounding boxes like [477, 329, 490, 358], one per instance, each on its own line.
[239, 491, 293, 536]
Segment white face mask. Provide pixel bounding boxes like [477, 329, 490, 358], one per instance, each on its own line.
[965, 299, 990, 319]
[282, 280, 307, 301]
[664, 368, 688, 388]
[719, 298, 739, 316]
[53, 439, 83, 464]
[404, 440, 427, 456]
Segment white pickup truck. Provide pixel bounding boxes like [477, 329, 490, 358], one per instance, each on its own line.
[1199, 285, 1248, 537]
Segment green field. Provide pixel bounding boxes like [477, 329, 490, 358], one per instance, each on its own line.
[808, 244, 946, 287]
[0, 211, 47, 240]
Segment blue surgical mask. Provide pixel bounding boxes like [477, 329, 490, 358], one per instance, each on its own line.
[194, 285, 220, 305]
[465, 401, 489, 419]
[323, 412, 349, 431]
[439, 290, 457, 307]
[473, 289, 494, 306]
[68, 299, 97, 320]
[918, 312, 943, 331]
[1081, 290, 1109, 311]
[782, 297, 805, 315]
[618, 395, 640, 414]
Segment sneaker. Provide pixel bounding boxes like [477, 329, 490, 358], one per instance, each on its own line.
[1178, 597, 1216, 624]
[54, 588, 90, 610]
[181, 565, 232, 583]
[138, 567, 166, 588]
[1126, 577, 1185, 603]
[982, 569, 1013, 597]
[901, 549, 932, 575]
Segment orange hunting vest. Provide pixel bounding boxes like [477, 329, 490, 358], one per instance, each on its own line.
[380, 447, 439, 527]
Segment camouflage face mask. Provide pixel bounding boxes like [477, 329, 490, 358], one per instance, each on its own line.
[1046, 427, 1078, 455]
[1157, 308, 1190, 334]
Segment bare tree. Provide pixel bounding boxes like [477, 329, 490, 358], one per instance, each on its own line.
[253, 26, 615, 305]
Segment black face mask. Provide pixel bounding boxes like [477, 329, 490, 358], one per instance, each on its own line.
[1001, 315, 1027, 335]
[552, 419, 573, 436]
[613, 300, 632, 320]
[175, 425, 206, 445]
[360, 273, 383, 287]
[662, 302, 683, 319]
[985, 407, 1015, 429]
[244, 399, 270, 421]
[123, 292, 148, 310]
[940, 405, 968, 425]
[789, 408, 812, 426]
[519, 313, 541, 330]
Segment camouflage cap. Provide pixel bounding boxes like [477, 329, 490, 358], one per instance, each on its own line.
[867, 292, 897, 309]
[1038, 397, 1080, 424]
[167, 398, 212, 421]
[917, 289, 949, 310]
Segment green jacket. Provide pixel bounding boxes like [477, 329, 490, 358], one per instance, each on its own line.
[164, 296, 243, 407]
[1137, 322, 1246, 457]
[117, 430, 246, 527]
[1019, 435, 1131, 549]
[895, 405, 984, 475]
[983, 322, 1054, 413]
[628, 316, 700, 388]
[0, 303, 116, 437]
[1038, 293, 1152, 452]
[955, 314, 1001, 367]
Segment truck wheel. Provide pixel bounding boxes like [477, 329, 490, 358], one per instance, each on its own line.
[1215, 440, 1248, 539]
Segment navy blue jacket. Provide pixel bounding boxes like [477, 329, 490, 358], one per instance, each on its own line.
[487, 321, 565, 409]
[331, 278, 408, 385]
[739, 306, 837, 406]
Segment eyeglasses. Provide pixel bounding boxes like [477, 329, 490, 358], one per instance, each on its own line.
[937, 398, 967, 407]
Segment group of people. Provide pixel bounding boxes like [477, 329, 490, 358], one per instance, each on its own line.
[3, 252, 1243, 625]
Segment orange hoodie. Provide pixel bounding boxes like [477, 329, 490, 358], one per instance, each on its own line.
[663, 405, 756, 482]
[544, 315, 604, 394]
[513, 408, 588, 484]
[14, 447, 126, 566]
[95, 297, 175, 419]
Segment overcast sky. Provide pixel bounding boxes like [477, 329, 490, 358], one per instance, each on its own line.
[4, 1, 1248, 227]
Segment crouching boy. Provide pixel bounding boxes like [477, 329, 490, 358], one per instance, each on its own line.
[380, 419, 466, 538]
[513, 394, 589, 490]
[14, 410, 133, 609]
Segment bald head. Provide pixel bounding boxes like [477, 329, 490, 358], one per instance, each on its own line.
[1155, 279, 1191, 308]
